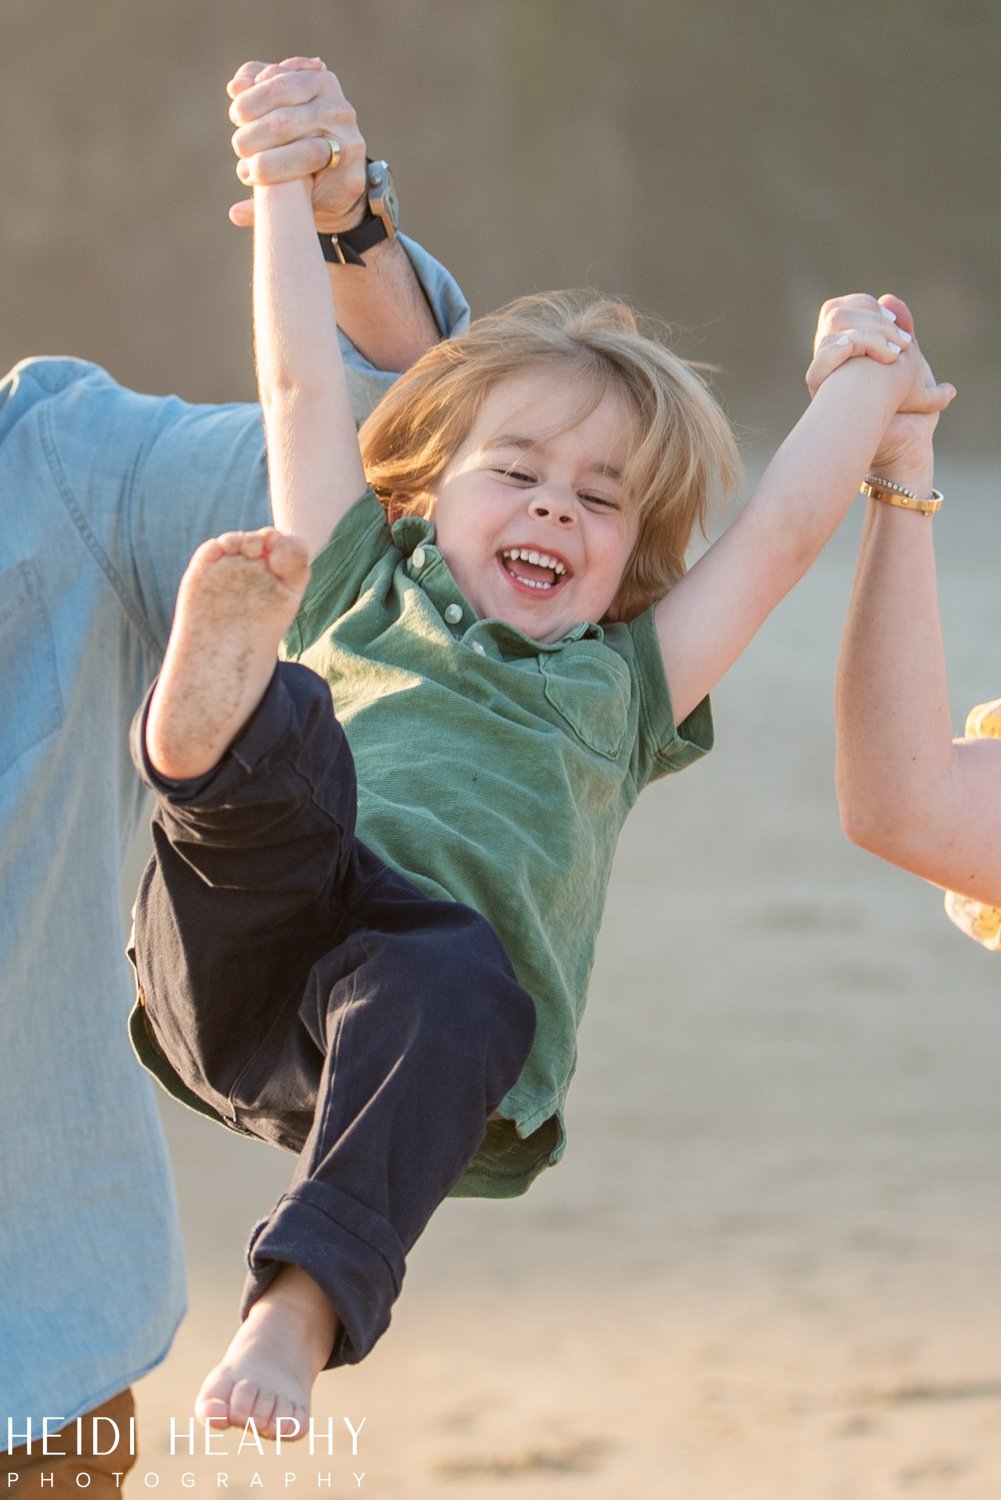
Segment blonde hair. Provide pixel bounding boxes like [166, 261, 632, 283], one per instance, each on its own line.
[359, 290, 741, 621]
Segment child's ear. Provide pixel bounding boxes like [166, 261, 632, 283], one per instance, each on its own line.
[386, 492, 435, 526]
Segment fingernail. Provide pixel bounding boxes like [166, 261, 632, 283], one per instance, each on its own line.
[896, 329, 913, 343]
[835, 335, 852, 346]
[881, 308, 898, 322]
[236, 160, 250, 181]
[887, 342, 901, 354]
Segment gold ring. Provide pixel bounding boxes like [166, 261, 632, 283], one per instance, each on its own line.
[320, 137, 341, 171]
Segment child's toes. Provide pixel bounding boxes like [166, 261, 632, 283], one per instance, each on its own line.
[215, 530, 248, 556]
[271, 1397, 303, 1441]
[194, 1369, 236, 1425]
[229, 1377, 277, 1432]
[266, 533, 311, 589]
[238, 531, 267, 560]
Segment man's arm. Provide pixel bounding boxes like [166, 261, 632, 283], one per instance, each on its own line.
[227, 58, 443, 372]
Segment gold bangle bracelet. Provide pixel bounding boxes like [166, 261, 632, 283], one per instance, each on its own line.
[860, 475, 943, 515]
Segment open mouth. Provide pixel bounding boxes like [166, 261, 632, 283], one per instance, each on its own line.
[499, 547, 570, 592]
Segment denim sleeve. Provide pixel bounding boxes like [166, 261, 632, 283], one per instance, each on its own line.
[337, 232, 471, 424]
[0, 358, 265, 659]
[7, 239, 468, 654]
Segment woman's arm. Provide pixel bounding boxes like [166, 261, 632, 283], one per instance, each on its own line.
[835, 465, 1001, 907]
[253, 178, 367, 557]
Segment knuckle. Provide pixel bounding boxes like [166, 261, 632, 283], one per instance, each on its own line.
[234, 129, 260, 160]
[263, 73, 293, 106]
[266, 104, 293, 136]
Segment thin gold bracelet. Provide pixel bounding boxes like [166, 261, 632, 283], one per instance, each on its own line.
[860, 474, 943, 516]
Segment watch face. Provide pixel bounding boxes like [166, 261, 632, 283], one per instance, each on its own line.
[367, 160, 400, 233]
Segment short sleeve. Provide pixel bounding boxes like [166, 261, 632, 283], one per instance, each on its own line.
[627, 606, 714, 787]
[284, 489, 391, 656]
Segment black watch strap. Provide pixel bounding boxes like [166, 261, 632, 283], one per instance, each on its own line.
[318, 215, 390, 268]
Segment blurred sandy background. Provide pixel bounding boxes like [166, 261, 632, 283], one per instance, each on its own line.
[4, 2, 1001, 1495]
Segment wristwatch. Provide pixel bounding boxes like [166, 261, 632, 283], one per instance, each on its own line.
[318, 159, 399, 267]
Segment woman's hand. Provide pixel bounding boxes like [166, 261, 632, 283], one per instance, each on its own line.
[806, 293, 956, 490]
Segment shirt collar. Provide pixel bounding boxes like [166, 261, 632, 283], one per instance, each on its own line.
[390, 513, 605, 652]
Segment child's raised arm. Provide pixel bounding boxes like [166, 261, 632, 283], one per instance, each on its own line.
[254, 176, 367, 557]
[653, 295, 954, 726]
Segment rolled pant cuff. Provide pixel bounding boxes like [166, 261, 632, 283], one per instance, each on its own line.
[242, 1180, 406, 1368]
[131, 663, 298, 803]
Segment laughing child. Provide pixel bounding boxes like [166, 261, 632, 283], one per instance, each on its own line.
[128, 103, 953, 1435]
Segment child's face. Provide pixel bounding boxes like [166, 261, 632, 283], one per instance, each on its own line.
[428, 371, 640, 643]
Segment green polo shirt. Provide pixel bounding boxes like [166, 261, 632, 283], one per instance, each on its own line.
[282, 491, 713, 1196]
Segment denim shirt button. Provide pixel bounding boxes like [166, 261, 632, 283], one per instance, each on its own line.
[471, 641, 486, 656]
[444, 603, 463, 625]
[412, 546, 426, 570]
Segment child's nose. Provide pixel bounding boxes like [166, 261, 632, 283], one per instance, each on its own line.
[528, 491, 577, 526]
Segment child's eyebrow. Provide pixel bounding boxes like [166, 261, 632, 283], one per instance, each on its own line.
[485, 433, 623, 481]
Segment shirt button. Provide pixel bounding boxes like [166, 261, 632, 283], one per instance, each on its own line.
[471, 641, 486, 656]
[412, 546, 426, 569]
[444, 603, 463, 625]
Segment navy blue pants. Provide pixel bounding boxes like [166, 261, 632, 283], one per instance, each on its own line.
[130, 662, 536, 1366]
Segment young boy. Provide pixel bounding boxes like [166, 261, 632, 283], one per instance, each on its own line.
[129, 160, 952, 1434]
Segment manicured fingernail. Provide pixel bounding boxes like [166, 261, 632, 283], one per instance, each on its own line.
[881, 308, 898, 322]
[887, 342, 901, 354]
[835, 335, 852, 346]
[896, 329, 913, 343]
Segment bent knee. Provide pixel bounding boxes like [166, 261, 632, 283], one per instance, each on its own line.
[398, 908, 536, 1063]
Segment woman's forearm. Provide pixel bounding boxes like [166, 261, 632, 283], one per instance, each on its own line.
[836, 496, 952, 852]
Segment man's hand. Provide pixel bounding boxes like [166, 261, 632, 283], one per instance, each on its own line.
[227, 57, 368, 233]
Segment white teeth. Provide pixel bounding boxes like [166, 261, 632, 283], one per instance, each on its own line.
[502, 548, 566, 576]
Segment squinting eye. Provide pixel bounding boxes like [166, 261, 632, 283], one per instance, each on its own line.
[495, 468, 535, 483]
[582, 494, 619, 509]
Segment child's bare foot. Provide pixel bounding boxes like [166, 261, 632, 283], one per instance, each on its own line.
[146, 528, 310, 780]
[194, 1265, 339, 1439]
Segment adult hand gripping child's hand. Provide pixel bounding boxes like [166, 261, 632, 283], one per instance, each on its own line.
[226, 56, 369, 234]
[806, 293, 956, 488]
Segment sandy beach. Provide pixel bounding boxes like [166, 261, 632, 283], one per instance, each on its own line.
[129, 463, 1001, 1499]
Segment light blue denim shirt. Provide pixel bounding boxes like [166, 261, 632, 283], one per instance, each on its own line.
[0, 235, 468, 1429]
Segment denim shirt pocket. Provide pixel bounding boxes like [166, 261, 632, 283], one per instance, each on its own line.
[541, 645, 631, 759]
[0, 559, 64, 776]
